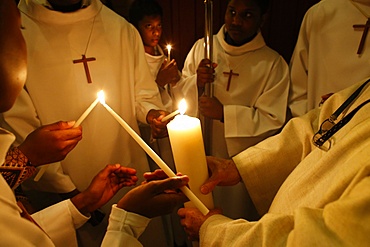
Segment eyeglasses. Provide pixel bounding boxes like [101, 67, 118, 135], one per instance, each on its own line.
[313, 78, 370, 151]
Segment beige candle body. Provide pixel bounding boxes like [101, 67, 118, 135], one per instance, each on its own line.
[167, 115, 214, 209]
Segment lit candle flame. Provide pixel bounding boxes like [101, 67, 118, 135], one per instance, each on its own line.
[166, 44, 172, 61]
[161, 98, 186, 122]
[98, 90, 105, 104]
[179, 99, 187, 115]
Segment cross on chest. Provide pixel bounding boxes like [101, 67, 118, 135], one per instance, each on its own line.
[223, 70, 239, 91]
[353, 18, 370, 54]
[73, 54, 96, 84]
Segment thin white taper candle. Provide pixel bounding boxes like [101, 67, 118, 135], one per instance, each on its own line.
[73, 97, 100, 127]
[161, 109, 180, 122]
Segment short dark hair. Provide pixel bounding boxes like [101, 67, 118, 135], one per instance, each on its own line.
[129, 0, 163, 28]
[227, 0, 271, 15]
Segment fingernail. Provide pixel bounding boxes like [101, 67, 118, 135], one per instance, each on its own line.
[68, 121, 76, 126]
[201, 186, 208, 194]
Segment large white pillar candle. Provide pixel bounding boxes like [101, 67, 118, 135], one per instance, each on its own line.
[167, 114, 214, 209]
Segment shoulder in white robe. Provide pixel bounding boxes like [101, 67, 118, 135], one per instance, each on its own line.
[289, 0, 370, 117]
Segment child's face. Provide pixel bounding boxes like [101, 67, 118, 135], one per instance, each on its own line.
[224, 0, 263, 45]
[138, 15, 162, 49]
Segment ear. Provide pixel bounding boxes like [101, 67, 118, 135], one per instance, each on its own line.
[260, 12, 269, 28]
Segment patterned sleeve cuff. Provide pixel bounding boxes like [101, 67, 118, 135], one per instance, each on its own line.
[0, 147, 36, 189]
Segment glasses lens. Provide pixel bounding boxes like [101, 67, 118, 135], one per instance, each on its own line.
[320, 119, 335, 133]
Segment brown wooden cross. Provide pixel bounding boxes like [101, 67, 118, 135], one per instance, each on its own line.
[73, 54, 96, 84]
[223, 70, 239, 91]
[353, 18, 370, 54]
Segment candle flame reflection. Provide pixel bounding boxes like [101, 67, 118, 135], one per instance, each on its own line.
[179, 99, 187, 115]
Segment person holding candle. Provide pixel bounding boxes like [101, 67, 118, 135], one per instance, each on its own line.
[129, 0, 182, 114]
[128, 2, 190, 246]
[0, 0, 169, 246]
[178, 77, 370, 246]
[128, 0, 181, 170]
[178, 0, 290, 220]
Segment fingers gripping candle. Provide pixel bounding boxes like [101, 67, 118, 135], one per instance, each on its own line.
[167, 101, 214, 209]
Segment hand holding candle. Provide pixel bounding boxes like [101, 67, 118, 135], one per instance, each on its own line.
[34, 91, 103, 181]
[166, 44, 172, 61]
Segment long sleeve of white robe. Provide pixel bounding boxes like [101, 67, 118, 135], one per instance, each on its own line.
[179, 26, 290, 157]
[31, 200, 89, 247]
[101, 205, 150, 247]
[199, 79, 370, 246]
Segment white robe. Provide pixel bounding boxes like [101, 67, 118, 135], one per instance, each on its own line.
[200, 78, 370, 246]
[1, 0, 166, 246]
[145, 45, 173, 112]
[289, 0, 370, 117]
[179, 25, 290, 220]
[181, 25, 290, 158]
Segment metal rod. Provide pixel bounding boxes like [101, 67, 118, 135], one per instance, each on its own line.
[203, 0, 213, 155]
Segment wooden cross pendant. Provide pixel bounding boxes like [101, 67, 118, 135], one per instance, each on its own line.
[73, 54, 96, 84]
[223, 70, 239, 91]
[353, 18, 370, 54]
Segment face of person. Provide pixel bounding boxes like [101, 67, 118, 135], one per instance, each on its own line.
[224, 0, 263, 45]
[138, 15, 162, 51]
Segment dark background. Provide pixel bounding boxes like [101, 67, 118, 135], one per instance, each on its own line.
[103, 0, 320, 69]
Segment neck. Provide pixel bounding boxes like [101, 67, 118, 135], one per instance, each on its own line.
[144, 45, 158, 56]
[48, 1, 83, 12]
[225, 32, 257, 47]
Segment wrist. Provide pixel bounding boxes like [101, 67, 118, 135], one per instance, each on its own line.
[2, 147, 36, 189]
[70, 192, 90, 216]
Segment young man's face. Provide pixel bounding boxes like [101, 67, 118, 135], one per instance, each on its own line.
[138, 15, 162, 49]
[224, 0, 263, 45]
